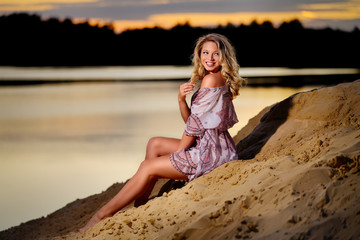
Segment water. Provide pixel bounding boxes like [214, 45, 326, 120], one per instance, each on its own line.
[0, 66, 358, 231]
[0, 66, 358, 82]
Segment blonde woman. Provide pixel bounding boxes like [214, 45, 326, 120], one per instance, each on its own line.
[80, 33, 244, 232]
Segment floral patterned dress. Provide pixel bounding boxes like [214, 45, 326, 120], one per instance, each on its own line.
[170, 85, 238, 180]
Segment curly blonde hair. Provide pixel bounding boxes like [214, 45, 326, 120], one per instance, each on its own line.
[190, 33, 245, 99]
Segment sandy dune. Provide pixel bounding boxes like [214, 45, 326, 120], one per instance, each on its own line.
[1, 80, 359, 240]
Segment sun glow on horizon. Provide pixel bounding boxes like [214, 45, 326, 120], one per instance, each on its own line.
[78, 11, 318, 33]
[301, 11, 317, 19]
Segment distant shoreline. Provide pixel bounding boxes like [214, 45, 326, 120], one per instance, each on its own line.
[0, 66, 359, 87]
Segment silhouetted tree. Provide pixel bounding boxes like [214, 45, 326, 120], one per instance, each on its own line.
[0, 13, 359, 67]
[260, 20, 274, 30]
[279, 19, 304, 32]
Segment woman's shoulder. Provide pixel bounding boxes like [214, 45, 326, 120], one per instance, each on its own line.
[200, 73, 225, 89]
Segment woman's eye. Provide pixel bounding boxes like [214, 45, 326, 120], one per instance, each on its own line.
[202, 51, 208, 55]
[214, 52, 219, 55]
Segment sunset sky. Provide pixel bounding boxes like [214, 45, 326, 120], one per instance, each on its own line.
[0, 0, 359, 33]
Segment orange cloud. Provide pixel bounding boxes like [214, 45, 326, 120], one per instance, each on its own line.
[299, 0, 360, 19]
[312, 11, 360, 19]
[0, 5, 54, 11]
[0, 0, 98, 12]
[0, 0, 97, 3]
[300, 0, 360, 11]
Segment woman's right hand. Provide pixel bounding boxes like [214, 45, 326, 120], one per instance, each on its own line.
[178, 82, 194, 123]
[178, 82, 195, 100]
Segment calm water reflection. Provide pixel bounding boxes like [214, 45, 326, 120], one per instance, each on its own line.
[0, 81, 319, 230]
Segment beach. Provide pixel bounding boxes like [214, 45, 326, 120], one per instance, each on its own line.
[1, 79, 359, 240]
[0, 77, 318, 231]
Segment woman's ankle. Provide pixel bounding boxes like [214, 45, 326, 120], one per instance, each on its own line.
[97, 206, 115, 220]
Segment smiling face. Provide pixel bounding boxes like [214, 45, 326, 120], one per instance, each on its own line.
[200, 41, 221, 73]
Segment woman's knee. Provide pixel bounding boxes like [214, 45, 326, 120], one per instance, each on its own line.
[138, 160, 158, 179]
[146, 137, 162, 158]
[147, 137, 161, 149]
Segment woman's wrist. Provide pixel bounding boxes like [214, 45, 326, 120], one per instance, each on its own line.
[178, 95, 186, 102]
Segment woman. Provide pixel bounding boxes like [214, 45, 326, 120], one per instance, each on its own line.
[80, 33, 244, 232]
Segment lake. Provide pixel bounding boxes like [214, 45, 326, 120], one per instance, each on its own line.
[0, 66, 359, 231]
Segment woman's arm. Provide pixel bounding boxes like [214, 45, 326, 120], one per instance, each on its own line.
[176, 132, 196, 151]
[178, 82, 194, 123]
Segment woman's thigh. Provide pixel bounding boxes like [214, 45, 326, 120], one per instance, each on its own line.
[141, 154, 188, 180]
[146, 137, 180, 159]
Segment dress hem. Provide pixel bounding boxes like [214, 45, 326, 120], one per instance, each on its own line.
[169, 153, 192, 179]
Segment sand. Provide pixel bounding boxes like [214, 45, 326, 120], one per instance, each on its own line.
[1, 80, 360, 240]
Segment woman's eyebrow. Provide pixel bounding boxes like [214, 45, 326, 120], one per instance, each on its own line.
[202, 48, 218, 51]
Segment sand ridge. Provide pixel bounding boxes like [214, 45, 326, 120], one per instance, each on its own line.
[1, 80, 359, 240]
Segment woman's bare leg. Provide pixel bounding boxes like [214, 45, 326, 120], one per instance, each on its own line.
[134, 137, 180, 206]
[145, 137, 180, 159]
[134, 177, 157, 207]
[79, 154, 187, 232]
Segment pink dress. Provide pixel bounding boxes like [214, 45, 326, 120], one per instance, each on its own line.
[170, 85, 238, 180]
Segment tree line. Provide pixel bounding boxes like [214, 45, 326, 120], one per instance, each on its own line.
[0, 13, 359, 68]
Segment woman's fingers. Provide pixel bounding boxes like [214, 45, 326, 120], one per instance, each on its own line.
[181, 83, 194, 94]
[179, 83, 194, 100]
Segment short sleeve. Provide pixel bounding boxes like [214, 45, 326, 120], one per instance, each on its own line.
[185, 86, 238, 136]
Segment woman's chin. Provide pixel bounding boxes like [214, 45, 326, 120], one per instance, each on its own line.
[205, 68, 220, 73]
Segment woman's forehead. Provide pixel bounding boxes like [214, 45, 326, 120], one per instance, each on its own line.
[202, 41, 218, 50]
